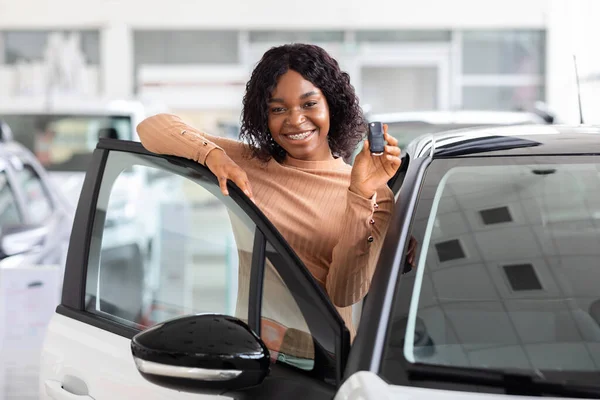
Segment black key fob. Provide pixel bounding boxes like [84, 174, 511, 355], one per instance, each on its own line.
[368, 122, 385, 155]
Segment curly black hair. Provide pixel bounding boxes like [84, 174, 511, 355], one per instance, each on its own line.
[240, 43, 367, 162]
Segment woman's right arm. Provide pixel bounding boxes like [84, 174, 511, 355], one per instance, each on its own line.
[136, 113, 243, 165]
[137, 113, 254, 200]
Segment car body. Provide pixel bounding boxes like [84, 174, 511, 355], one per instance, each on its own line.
[0, 120, 72, 269]
[40, 124, 600, 399]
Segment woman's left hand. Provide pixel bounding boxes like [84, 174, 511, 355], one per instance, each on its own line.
[350, 124, 402, 198]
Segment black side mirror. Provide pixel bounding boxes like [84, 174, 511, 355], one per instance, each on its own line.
[0, 224, 46, 258]
[131, 314, 270, 395]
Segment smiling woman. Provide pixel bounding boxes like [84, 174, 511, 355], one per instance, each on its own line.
[136, 44, 410, 342]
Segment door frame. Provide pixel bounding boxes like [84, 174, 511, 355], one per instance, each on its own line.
[56, 138, 351, 388]
[352, 43, 451, 111]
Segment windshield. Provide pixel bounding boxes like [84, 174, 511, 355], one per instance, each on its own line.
[383, 156, 600, 386]
[0, 114, 133, 172]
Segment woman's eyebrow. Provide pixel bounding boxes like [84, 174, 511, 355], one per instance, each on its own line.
[300, 91, 319, 99]
[268, 91, 320, 104]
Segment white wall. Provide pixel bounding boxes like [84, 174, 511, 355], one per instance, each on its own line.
[3, 0, 600, 124]
[546, 0, 600, 124]
[0, 0, 548, 29]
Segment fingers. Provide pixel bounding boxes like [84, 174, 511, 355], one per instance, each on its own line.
[385, 154, 402, 170]
[407, 237, 417, 266]
[385, 145, 401, 157]
[218, 175, 229, 197]
[232, 172, 254, 202]
[217, 169, 255, 202]
[383, 125, 398, 147]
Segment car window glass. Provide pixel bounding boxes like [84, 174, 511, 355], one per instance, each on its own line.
[0, 171, 22, 229]
[1, 114, 133, 172]
[383, 158, 600, 384]
[85, 152, 253, 328]
[85, 151, 321, 377]
[15, 165, 53, 224]
[262, 247, 315, 371]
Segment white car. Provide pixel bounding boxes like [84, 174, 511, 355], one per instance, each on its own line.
[41, 125, 600, 399]
[369, 109, 551, 148]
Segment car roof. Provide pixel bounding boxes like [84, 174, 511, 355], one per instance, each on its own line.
[370, 110, 547, 125]
[408, 124, 600, 158]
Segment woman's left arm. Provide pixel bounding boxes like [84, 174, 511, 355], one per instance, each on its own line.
[325, 125, 401, 307]
[326, 186, 394, 307]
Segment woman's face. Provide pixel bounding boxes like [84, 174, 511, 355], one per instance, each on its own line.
[267, 69, 332, 161]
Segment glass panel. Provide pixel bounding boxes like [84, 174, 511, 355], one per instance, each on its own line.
[362, 66, 438, 113]
[4, 31, 47, 64]
[15, 165, 52, 224]
[356, 30, 451, 42]
[0, 114, 133, 171]
[249, 30, 344, 43]
[462, 30, 546, 75]
[0, 172, 21, 228]
[86, 152, 253, 328]
[134, 30, 239, 65]
[260, 246, 314, 371]
[384, 158, 600, 383]
[3, 30, 100, 65]
[462, 85, 545, 111]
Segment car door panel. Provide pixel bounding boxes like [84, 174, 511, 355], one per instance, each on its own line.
[41, 139, 350, 399]
[40, 315, 213, 400]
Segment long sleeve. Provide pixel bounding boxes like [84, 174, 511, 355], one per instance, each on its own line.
[326, 185, 394, 307]
[136, 113, 247, 165]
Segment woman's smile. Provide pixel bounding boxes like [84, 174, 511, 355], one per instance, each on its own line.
[281, 129, 317, 142]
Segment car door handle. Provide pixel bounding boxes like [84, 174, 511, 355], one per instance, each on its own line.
[45, 380, 95, 400]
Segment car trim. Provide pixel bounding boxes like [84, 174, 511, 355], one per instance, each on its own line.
[134, 358, 242, 381]
[343, 153, 432, 379]
[61, 148, 108, 309]
[248, 229, 266, 335]
[56, 304, 139, 338]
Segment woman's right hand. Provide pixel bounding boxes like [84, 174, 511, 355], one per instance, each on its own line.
[205, 149, 255, 202]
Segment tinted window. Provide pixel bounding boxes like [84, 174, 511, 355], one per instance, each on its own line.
[0, 114, 132, 172]
[15, 165, 53, 224]
[0, 171, 21, 228]
[383, 156, 600, 386]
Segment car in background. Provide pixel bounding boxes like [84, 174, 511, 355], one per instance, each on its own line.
[40, 124, 600, 399]
[0, 101, 170, 291]
[368, 109, 553, 150]
[0, 120, 71, 269]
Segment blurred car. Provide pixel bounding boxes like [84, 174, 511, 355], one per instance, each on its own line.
[40, 124, 600, 399]
[0, 101, 167, 277]
[368, 109, 552, 149]
[0, 120, 72, 269]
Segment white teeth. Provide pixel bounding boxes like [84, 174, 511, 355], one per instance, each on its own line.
[287, 131, 313, 140]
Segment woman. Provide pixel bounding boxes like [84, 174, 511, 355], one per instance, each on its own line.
[137, 43, 403, 338]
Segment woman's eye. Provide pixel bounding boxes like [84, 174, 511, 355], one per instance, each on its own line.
[271, 107, 285, 113]
[304, 101, 317, 108]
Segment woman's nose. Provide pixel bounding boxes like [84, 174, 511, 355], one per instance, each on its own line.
[286, 108, 306, 126]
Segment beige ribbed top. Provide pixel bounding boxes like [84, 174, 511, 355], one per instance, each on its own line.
[137, 113, 394, 338]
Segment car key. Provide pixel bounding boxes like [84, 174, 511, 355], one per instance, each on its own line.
[368, 122, 386, 155]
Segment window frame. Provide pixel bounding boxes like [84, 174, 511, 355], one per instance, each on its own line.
[57, 139, 350, 385]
